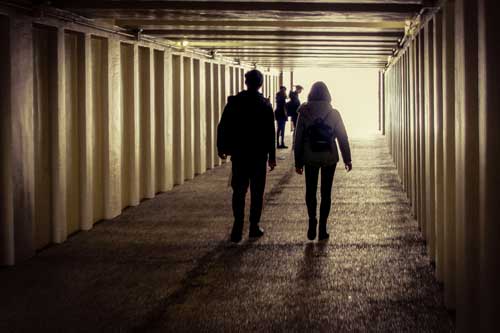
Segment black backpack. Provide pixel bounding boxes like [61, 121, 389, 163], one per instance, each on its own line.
[306, 114, 334, 152]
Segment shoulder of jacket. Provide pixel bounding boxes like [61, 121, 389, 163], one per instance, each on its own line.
[227, 95, 238, 103]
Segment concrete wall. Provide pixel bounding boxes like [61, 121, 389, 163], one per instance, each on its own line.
[0, 8, 278, 265]
[383, 1, 500, 331]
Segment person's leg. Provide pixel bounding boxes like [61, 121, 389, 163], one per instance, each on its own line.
[305, 165, 320, 240]
[280, 120, 286, 147]
[249, 160, 267, 237]
[231, 161, 250, 242]
[276, 121, 281, 146]
[319, 164, 336, 240]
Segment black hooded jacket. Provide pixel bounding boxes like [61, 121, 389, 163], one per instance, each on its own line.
[217, 90, 276, 162]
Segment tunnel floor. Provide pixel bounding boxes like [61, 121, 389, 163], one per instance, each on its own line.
[0, 135, 454, 332]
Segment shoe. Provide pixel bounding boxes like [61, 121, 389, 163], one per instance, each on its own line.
[281, 145, 289, 149]
[277, 145, 286, 149]
[318, 221, 329, 241]
[307, 218, 317, 240]
[249, 225, 264, 238]
[230, 223, 243, 243]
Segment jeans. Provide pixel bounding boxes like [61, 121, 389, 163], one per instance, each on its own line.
[231, 159, 267, 227]
[304, 164, 337, 223]
[276, 119, 287, 146]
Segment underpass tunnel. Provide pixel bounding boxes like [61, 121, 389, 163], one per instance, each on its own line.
[0, 1, 499, 332]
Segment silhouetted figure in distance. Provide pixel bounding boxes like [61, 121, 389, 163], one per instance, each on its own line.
[217, 69, 277, 243]
[294, 81, 352, 241]
[287, 85, 304, 130]
[275, 86, 288, 148]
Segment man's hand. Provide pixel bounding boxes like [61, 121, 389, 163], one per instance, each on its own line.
[218, 152, 227, 160]
[268, 160, 276, 171]
[345, 162, 353, 172]
[295, 167, 303, 175]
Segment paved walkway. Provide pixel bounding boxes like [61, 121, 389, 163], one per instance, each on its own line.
[0, 135, 454, 332]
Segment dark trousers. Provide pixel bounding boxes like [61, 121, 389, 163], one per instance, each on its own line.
[231, 159, 267, 227]
[304, 164, 337, 223]
[277, 119, 286, 146]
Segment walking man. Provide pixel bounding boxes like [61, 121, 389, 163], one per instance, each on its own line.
[217, 69, 277, 243]
[275, 86, 288, 148]
[287, 85, 304, 130]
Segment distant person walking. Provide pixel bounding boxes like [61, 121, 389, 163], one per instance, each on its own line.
[287, 85, 304, 130]
[294, 81, 352, 241]
[217, 69, 277, 243]
[275, 86, 288, 149]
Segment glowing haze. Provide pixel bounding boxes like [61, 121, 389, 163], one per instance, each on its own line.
[294, 68, 380, 138]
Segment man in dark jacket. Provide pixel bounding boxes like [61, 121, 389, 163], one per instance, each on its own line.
[275, 86, 288, 148]
[217, 69, 277, 243]
[287, 85, 303, 129]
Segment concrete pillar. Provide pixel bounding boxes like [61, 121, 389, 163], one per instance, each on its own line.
[164, 51, 174, 190]
[235, 67, 240, 93]
[183, 56, 195, 180]
[478, 1, 500, 330]
[78, 34, 94, 231]
[205, 62, 214, 170]
[442, 0, 456, 308]
[103, 38, 122, 219]
[432, 11, 445, 281]
[409, 43, 417, 217]
[240, 68, 245, 91]
[64, 31, 85, 236]
[424, 21, 436, 262]
[418, 33, 427, 234]
[172, 54, 185, 184]
[220, 64, 229, 164]
[154, 49, 173, 193]
[0, 16, 35, 264]
[120, 43, 140, 207]
[193, 59, 207, 175]
[212, 63, 221, 166]
[229, 66, 235, 96]
[455, 0, 480, 330]
[33, 25, 56, 248]
[138, 47, 155, 198]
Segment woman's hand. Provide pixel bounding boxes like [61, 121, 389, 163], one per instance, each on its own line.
[295, 167, 303, 175]
[345, 162, 352, 172]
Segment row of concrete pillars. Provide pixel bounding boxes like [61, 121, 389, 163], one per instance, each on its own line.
[381, 0, 499, 331]
[0, 10, 280, 266]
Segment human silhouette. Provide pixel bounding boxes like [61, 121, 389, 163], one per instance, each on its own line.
[217, 69, 277, 243]
[275, 86, 288, 148]
[287, 85, 304, 130]
[293, 81, 352, 241]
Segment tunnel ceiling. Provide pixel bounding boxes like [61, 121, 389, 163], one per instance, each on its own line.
[48, 0, 429, 70]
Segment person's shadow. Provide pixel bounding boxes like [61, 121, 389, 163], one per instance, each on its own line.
[298, 241, 329, 284]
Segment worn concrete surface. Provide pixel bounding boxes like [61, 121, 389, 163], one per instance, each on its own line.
[0, 135, 454, 332]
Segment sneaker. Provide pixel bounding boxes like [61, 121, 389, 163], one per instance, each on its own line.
[318, 223, 329, 241]
[249, 225, 264, 238]
[307, 218, 317, 241]
[230, 223, 243, 243]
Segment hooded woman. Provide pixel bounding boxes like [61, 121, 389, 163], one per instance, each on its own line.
[293, 81, 352, 240]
